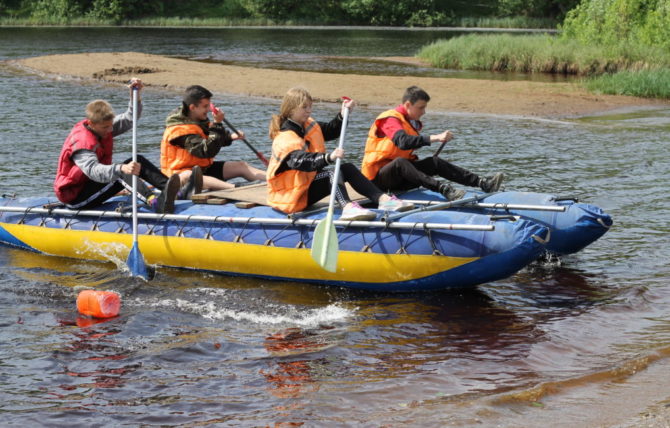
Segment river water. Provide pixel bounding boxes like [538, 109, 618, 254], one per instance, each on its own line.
[1, 27, 669, 427]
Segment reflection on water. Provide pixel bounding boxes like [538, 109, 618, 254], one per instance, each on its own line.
[0, 26, 669, 427]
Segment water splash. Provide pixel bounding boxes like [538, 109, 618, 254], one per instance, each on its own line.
[132, 287, 354, 327]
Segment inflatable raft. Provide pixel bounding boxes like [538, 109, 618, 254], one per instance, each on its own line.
[400, 189, 612, 255]
[0, 193, 549, 292]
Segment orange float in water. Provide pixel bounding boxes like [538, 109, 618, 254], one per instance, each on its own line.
[76, 290, 121, 318]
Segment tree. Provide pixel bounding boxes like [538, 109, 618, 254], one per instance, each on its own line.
[30, 0, 84, 21]
[561, 0, 670, 49]
[497, 0, 580, 20]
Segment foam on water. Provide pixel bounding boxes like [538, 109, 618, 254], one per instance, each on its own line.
[132, 287, 355, 326]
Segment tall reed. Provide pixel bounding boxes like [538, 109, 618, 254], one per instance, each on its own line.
[417, 34, 670, 76]
[586, 69, 670, 99]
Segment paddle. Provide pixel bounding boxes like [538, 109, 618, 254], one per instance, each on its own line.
[125, 86, 149, 280]
[433, 129, 455, 157]
[433, 139, 448, 157]
[209, 103, 269, 166]
[311, 98, 351, 272]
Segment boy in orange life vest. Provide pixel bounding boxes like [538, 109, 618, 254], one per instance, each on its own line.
[160, 85, 266, 191]
[267, 86, 413, 220]
[54, 79, 182, 214]
[361, 85, 504, 200]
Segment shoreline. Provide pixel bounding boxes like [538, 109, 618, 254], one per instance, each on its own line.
[0, 24, 559, 32]
[13, 51, 669, 119]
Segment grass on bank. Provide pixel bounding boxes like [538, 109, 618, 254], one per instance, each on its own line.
[455, 16, 556, 29]
[417, 33, 670, 98]
[587, 70, 670, 99]
[417, 34, 670, 75]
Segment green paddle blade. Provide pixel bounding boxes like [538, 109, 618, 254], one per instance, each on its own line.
[311, 218, 339, 272]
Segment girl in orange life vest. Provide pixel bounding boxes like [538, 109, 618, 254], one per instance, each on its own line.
[267, 87, 413, 220]
[361, 85, 504, 200]
[160, 85, 266, 191]
[54, 79, 186, 214]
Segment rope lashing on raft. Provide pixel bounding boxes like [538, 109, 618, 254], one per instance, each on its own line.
[532, 229, 551, 245]
[424, 223, 444, 256]
[176, 215, 194, 237]
[262, 221, 295, 247]
[0, 205, 497, 256]
[0, 206, 493, 230]
[395, 222, 420, 255]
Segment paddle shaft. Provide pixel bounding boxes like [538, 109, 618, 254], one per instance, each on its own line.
[221, 118, 269, 166]
[208, 103, 269, 166]
[131, 88, 139, 244]
[318, 106, 349, 267]
[383, 193, 494, 222]
[326, 107, 349, 223]
[402, 200, 567, 212]
[433, 139, 448, 157]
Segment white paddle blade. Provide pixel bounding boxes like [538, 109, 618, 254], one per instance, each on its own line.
[311, 220, 339, 272]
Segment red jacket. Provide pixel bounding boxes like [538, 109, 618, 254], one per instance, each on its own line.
[53, 120, 113, 203]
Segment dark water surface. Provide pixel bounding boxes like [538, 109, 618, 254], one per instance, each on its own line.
[1, 28, 670, 426]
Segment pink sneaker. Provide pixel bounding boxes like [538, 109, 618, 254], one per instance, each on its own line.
[378, 195, 414, 212]
[339, 201, 376, 221]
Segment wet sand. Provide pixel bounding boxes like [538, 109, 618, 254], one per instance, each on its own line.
[14, 51, 669, 119]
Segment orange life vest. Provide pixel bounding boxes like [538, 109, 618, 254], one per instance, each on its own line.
[160, 123, 214, 176]
[361, 109, 419, 180]
[267, 118, 326, 213]
[54, 120, 113, 203]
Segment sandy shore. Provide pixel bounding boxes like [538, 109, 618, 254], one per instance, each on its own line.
[14, 51, 669, 119]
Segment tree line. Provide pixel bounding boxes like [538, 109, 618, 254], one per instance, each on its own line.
[0, 0, 579, 26]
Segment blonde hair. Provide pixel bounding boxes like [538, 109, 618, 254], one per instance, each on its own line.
[269, 87, 313, 140]
[85, 100, 115, 123]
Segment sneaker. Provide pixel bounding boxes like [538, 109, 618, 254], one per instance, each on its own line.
[377, 195, 415, 212]
[480, 172, 504, 193]
[438, 183, 466, 201]
[339, 201, 377, 221]
[178, 166, 203, 200]
[154, 174, 180, 213]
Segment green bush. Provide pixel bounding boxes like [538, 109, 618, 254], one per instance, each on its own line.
[561, 0, 670, 50]
[30, 0, 82, 22]
[87, 0, 124, 22]
[497, 0, 580, 20]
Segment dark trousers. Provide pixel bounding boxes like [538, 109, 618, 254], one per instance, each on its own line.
[372, 157, 480, 192]
[307, 162, 384, 207]
[68, 155, 168, 209]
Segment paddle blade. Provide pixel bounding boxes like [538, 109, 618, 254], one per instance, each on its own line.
[311, 219, 339, 272]
[126, 242, 149, 281]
